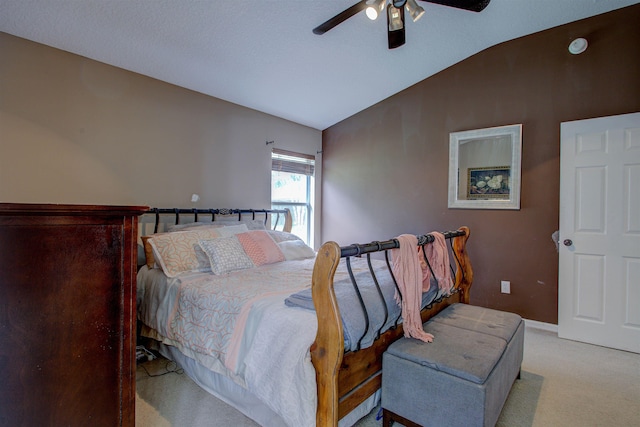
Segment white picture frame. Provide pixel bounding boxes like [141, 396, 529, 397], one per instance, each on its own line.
[448, 124, 522, 210]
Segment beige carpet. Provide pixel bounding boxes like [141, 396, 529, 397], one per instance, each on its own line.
[136, 326, 640, 426]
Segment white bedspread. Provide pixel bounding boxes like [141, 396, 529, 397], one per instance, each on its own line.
[244, 294, 318, 426]
[137, 256, 385, 427]
[138, 260, 319, 426]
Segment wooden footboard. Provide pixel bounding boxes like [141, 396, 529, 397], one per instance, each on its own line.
[311, 227, 472, 427]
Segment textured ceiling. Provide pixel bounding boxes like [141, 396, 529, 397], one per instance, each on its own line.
[1, 0, 638, 130]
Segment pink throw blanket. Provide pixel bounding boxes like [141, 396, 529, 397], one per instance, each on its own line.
[420, 231, 454, 295]
[391, 234, 434, 343]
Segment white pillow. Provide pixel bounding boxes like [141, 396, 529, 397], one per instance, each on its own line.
[267, 230, 303, 243]
[167, 222, 224, 232]
[210, 218, 268, 230]
[277, 240, 316, 260]
[217, 223, 249, 237]
[169, 219, 267, 232]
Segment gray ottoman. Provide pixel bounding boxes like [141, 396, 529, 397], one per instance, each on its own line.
[382, 304, 524, 427]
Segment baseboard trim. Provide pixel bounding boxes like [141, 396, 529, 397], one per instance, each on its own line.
[524, 319, 558, 333]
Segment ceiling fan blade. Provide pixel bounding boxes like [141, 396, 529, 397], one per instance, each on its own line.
[313, 1, 368, 35]
[387, 3, 406, 49]
[421, 0, 491, 12]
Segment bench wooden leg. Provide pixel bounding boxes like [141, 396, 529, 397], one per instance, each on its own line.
[383, 409, 423, 427]
[382, 408, 393, 427]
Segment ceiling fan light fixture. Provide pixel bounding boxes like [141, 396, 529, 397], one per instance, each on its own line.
[365, 0, 386, 20]
[387, 2, 406, 48]
[388, 3, 404, 31]
[405, 0, 425, 22]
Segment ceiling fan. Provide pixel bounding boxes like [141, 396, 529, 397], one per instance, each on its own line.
[313, 0, 491, 49]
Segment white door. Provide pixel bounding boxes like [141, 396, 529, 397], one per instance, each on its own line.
[558, 112, 640, 353]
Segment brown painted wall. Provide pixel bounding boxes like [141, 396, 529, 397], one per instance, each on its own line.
[321, 5, 640, 324]
[0, 33, 321, 211]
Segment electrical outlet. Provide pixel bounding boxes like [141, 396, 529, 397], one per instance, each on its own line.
[501, 280, 511, 294]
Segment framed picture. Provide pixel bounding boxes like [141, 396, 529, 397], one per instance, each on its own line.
[467, 166, 511, 199]
[448, 124, 522, 209]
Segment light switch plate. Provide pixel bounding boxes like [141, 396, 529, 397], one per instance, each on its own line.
[501, 280, 511, 294]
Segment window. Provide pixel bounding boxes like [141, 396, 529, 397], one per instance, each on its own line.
[271, 148, 315, 246]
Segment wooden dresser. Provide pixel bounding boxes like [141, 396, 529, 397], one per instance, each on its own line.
[0, 203, 147, 427]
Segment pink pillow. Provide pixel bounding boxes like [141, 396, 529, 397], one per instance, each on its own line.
[236, 230, 285, 266]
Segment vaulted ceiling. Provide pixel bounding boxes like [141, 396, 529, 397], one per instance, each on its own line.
[1, 0, 638, 130]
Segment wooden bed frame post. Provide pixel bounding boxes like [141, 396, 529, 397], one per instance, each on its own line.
[310, 241, 343, 427]
[452, 226, 472, 304]
[283, 208, 293, 233]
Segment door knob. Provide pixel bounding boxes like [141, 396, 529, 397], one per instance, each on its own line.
[563, 239, 573, 246]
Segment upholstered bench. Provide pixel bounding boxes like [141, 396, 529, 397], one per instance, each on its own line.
[381, 303, 524, 427]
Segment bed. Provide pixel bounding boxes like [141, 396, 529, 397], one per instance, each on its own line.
[136, 208, 473, 427]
